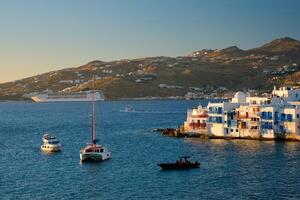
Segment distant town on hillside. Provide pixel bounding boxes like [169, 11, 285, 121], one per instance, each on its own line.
[0, 37, 299, 100]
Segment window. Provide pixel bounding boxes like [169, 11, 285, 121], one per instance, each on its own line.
[236, 129, 238, 132]
[297, 114, 299, 118]
[268, 112, 273, 119]
[241, 122, 247, 129]
[286, 114, 293, 122]
[231, 129, 233, 132]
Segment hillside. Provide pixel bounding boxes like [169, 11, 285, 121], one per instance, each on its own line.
[249, 37, 300, 56]
[0, 37, 300, 100]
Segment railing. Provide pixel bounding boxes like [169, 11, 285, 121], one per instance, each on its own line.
[261, 123, 273, 130]
[261, 112, 273, 120]
[238, 115, 249, 119]
[191, 114, 208, 118]
[239, 125, 247, 129]
[261, 116, 273, 120]
[208, 107, 222, 114]
[226, 120, 237, 127]
[207, 117, 223, 123]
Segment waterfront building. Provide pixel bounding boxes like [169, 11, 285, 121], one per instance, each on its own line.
[184, 105, 208, 134]
[207, 101, 242, 137]
[183, 86, 300, 140]
[272, 86, 300, 102]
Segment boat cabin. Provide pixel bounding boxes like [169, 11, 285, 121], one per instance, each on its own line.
[84, 147, 104, 153]
[44, 140, 59, 144]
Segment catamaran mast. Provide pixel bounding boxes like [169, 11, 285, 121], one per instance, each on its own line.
[91, 77, 96, 145]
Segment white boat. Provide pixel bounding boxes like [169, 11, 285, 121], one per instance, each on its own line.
[80, 144, 111, 161]
[80, 89, 111, 162]
[41, 134, 62, 152]
[31, 90, 105, 102]
[120, 105, 135, 112]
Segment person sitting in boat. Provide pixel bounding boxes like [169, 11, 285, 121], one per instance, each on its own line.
[176, 158, 185, 165]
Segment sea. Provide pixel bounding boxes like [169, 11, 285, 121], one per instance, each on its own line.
[0, 100, 300, 200]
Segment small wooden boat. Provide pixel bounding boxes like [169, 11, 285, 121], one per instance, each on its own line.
[158, 156, 200, 170]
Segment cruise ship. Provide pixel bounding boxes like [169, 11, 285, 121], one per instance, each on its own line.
[31, 90, 105, 102]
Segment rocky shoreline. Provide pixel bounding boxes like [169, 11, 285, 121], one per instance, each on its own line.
[154, 128, 300, 142]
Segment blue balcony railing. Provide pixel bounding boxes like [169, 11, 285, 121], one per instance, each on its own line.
[261, 122, 273, 130]
[261, 111, 273, 120]
[208, 116, 223, 123]
[208, 107, 222, 114]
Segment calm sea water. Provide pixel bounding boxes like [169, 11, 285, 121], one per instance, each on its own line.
[0, 100, 300, 200]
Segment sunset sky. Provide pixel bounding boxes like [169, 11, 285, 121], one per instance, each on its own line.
[0, 0, 299, 82]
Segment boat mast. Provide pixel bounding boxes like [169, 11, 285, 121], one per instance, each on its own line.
[91, 76, 96, 145]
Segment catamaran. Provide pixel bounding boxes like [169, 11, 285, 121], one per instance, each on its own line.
[80, 89, 111, 162]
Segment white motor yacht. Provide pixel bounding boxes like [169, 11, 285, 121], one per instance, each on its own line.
[41, 134, 62, 152]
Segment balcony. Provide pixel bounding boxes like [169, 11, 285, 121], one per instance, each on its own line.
[261, 122, 273, 130]
[208, 107, 222, 114]
[238, 114, 249, 119]
[191, 114, 208, 118]
[207, 116, 223, 124]
[189, 122, 206, 129]
[261, 112, 273, 120]
[226, 120, 237, 127]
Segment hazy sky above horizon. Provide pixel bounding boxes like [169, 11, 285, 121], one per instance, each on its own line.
[0, 0, 300, 82]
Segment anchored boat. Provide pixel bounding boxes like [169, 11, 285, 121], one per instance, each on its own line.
[31, 90, 105, 102]
[41, 134, 62, 152]
[80, 87, 111, 162]
[120, 105, 135, 112]
[158, 156, 200, 170]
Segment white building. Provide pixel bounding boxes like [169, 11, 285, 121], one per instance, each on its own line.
[272, 86, 300, 102]
[184, 105, 208, 134]
[183, 87, 300, 141]
[207, 100, 242, 137]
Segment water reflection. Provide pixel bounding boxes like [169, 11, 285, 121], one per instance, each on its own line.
[184, 138, 281, 153]
[283, 141, 300, 153]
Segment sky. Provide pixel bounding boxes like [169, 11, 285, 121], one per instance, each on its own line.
[0, 0, 300, 83]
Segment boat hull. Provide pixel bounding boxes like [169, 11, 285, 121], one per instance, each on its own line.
[41, 145, 62, 152]
[31, 91, 105, 102]
[32, 97, 104, 102]
[158, 163, 200, 170]
[80, 152, 111, 162]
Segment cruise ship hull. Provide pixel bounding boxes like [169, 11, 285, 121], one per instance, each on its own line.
[31, 91, 105, 102]
[32, 97, 103, 102]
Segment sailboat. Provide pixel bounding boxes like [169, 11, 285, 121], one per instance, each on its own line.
[80, 85, 111, 162]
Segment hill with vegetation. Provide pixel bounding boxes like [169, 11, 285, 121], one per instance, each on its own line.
[0, 37, 299, 100]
